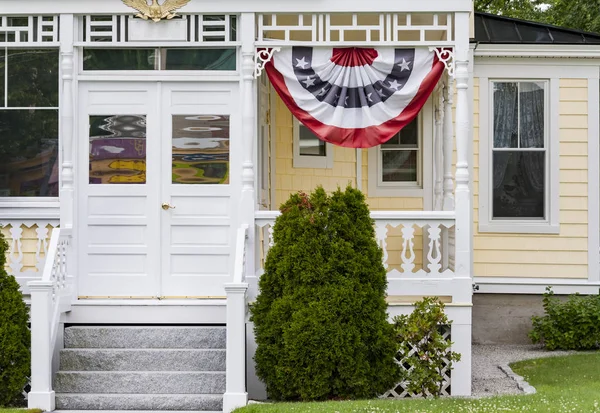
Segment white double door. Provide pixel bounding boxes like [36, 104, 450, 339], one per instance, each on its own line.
[78, 81, 240, 298]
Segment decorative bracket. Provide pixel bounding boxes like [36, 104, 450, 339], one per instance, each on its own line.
[430, 47, 455, 79]
[254, 47, 281, 78]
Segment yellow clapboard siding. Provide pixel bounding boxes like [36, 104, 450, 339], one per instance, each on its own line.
[475, 263, 588, 278]
[559, 196, 588, 210]
[559, 183, 588, 197]
[559, 87, 588, 101]
[559, 128, 588, 142]
[474, 236, 587, 251]
[559, 169, 588, 183]
[560, 78, 588, 88]
[474, 249, 587, 265]
[559, 101, 588, 115]
[560, 142, 589, 156]
[559, 115, 588, 129]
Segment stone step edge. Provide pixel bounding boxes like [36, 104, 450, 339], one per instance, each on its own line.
[56, 370, 226, 374]
[55, 411, 222, 413]
[55, 393, 224, 397]
[61, 348, 226, 352]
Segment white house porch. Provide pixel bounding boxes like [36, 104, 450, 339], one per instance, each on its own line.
[0, 1, 474, 412]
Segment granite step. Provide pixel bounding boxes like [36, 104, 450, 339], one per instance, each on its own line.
[55, 393, 223, 411]
[64, 326, 226, 349]
[54, 371, 226, 394]
[59, 348, 226, 372]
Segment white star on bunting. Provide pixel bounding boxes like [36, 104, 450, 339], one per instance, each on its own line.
[388, 79, 402, 91]
[367, 93, 373, 103]
[303, 76, 316, 87]
[295, 57, 309, 69]
[398, 58, 411, 71]
[317, 87, 329, 96]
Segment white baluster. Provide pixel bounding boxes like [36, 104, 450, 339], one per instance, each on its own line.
[9, 225, 24, 275]
[427, 224, 443, 274]
[400, 225, 416, 273]
[35, 225, 50, 273]
[267, 224, 274, 247]
[375, 223, 389, 270]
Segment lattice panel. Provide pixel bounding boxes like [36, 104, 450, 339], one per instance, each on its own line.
[81, 14, 238, 43]
[382, 325, 452, 398]
[257, 13, 454, 45]
[0, 16, 59, 44]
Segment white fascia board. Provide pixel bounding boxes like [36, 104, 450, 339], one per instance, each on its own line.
[474, 44, 600, 59]
[473, 277, 600, 295]
[0, 0, 474, 14]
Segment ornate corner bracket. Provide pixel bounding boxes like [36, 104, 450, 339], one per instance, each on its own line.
[430, 47, 455, 79]
[254, 47, 281, 78]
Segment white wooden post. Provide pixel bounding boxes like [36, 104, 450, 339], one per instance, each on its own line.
[60, 14, 74, 236]
[450, 11, 472, 397]
[222, 11, 255, 413]
[27, 282, 55, 411]
[223, 284, 249, 413]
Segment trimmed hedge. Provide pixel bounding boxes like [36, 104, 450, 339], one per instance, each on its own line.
[0, 231, 30, 406]
[251, 186, 400, 401]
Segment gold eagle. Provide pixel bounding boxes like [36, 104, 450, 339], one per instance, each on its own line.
[122, 0, 191, 22]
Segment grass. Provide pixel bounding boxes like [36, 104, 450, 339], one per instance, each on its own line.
[234, 352, 600, 413]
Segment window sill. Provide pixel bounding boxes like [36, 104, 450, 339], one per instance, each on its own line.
[368, 186, 424, 198]
[479, 222, 560, 234]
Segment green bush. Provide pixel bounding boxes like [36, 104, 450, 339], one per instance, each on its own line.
[0, 231, 31, 407]
[392, 297, 461, 398]
[530, 287, 600, 350]
[251, 186, 400, 401]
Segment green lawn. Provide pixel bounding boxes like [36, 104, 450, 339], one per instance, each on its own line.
[0, 410, 42, 413]
[234, 352, 600, 413]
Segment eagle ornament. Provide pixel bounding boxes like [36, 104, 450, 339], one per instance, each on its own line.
[122, 0, 191, 22]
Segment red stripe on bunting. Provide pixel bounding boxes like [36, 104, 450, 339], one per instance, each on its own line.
[265, 51, 444, 149]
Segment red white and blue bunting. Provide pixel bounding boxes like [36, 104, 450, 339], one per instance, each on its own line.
[265, 47, 445, 148]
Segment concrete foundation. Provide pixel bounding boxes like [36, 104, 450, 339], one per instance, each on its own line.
[472, 294, 549, 345]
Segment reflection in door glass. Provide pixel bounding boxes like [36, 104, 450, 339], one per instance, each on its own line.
[172, 115, 229, 184]
[89, 115, 147, 184]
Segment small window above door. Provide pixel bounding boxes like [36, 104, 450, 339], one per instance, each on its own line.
[82, 48, 236, 71]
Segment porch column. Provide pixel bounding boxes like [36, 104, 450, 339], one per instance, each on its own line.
[223, 11, 254, 413]
[59, 14, 74, 236]
[450, 11, 472, 397]
[434, 89, 444, 211]
[442, 82, 455, 211]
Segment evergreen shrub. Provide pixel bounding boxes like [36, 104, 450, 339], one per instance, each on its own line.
[392, 297, 461, 397]
[250, 186, 400, 401]
[530, 287, 600, 350]
[0, 230, 31, 406]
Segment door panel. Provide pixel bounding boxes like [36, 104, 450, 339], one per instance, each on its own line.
[78, 83, 161, 298]
[160, 83, 240, 298]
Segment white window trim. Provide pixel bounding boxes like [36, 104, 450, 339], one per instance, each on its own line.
[292, 118, 334, 169]
[367, 99, 433, 198]
[478, 76, 559, 234]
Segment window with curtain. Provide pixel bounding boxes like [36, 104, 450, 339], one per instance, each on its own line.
[379, 116, 420, 185]
[0, 48, 60, 197]
[492, 81, 546, 219]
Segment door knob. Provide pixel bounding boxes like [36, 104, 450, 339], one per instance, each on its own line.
[161, 203, 175, 211]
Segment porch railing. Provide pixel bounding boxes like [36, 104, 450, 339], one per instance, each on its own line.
[27, 228, 72, 411]
[254, 210, 458, 300]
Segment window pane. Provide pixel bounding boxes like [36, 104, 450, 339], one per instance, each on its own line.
[382, 117, 418, 148]
[493, 82, 518, 148]
[299, 125, 326, 156]
[493, 151, 545, 218]
[0, 110, 59, 196]
[89, 115, 147, 184]
[382, 150, 417, 182]
[519, 82, 545, 148]
[7, 49, 59, 107]
[172, 115, 230, 184]
[165, 48, 236, 71]
[83, 49, 157, 70]
[0, 49, 5, 107]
